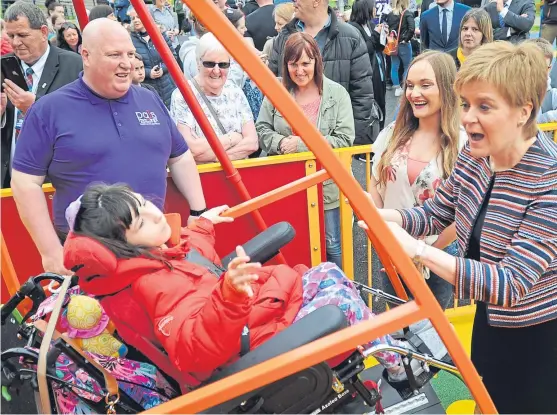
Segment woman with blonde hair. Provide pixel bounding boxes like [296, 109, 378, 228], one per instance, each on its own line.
[370, 50, 467, 310]
[385, 0, 415, 96]
[263, 2, 295, 60]
[362, 41, 557, 414]
[449, 8, 493, 69]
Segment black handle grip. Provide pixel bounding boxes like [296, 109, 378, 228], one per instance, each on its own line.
[1, 291, 24, 325]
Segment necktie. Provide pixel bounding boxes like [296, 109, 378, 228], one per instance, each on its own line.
[499, 2, 508, 28]
[441, 8, 448, 43]
[14, 67, 34, 139]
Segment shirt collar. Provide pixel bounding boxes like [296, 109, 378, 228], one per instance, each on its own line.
[21, 44, 50, 79]
[296, 12, 332, 32]
[78, 72, 130, 105]
[439, 1, 454, 12]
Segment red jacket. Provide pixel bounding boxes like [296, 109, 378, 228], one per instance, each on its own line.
[63, 218, 304, 387]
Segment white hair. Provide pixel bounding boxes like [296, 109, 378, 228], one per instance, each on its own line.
[195, 32, 229, 63]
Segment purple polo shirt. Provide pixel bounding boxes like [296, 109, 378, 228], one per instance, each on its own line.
[13, 73, 188, 231]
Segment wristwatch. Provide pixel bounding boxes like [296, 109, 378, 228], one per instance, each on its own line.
[190, 208, 208, 217]
[414, 240, 427, 263]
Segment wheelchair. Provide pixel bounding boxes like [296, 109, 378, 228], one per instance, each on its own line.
[1, 222, 457, 414]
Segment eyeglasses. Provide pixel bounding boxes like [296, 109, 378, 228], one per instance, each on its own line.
[201, 60, 231, 69]
[61, 22, 78, 30]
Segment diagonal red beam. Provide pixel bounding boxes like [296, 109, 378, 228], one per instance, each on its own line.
[128, 0, 286, 264]
[71, 0, 89, 29]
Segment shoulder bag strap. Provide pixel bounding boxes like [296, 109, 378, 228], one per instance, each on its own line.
[397, 9, 406, 39]
[190, 76, 227, 135]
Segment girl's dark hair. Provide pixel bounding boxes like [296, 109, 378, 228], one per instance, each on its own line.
[350, 0, 375, 25]
[282, 32, 324, 94]
[73, 183, 165, 261]
[181, 16, 192, 34]
[223, 7, 244, 27]
[88, 5, 114, 21]
[57, 22, 83, 52]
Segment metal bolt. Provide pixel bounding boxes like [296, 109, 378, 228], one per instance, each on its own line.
[313, 247, 318, 251]
[344, 198, 349, 203]
[48, 194, 53, 199]
[308, 163, 314, 168]
[311, 202, 316, 207]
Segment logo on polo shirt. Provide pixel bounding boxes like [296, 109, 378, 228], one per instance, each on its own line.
[135, 111, 160, 126]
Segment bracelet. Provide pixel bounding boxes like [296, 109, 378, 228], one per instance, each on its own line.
[190, 208, 208, 217]
[414, 240, 427, 263]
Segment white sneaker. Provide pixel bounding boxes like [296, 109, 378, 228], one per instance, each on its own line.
[394, 87, 403, 97]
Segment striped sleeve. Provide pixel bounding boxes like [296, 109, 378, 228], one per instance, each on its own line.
[455, 168, 557, 306]
[398, 161, 459, 238]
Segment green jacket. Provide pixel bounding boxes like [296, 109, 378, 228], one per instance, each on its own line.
[256, 77, 355, 210]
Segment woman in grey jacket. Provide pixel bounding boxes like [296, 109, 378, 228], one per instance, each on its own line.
[257, 33, 354, 269]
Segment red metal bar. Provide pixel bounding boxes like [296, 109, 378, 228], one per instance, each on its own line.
[71, 0, 89, 30]
[128, 0, 286, 264]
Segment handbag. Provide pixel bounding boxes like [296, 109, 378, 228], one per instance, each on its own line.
[190, 76, 227, 135]
[384, 10, 406, 56]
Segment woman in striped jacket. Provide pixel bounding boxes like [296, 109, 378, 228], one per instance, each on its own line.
[360, 42, 557, 414]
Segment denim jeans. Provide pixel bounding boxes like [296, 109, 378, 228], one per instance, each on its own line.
[381, 241, 457, 310]
[390, 42, 412, 87]
[324, 207, 342, 269]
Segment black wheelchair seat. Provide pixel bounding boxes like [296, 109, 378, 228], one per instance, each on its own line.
[203, 305, 348, 414]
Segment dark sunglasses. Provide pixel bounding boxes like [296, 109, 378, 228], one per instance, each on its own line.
[201, 60, 231, 69]
[61, 22, 78, 30]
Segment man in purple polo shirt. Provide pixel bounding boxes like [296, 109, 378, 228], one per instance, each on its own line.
[11, 18, 206, 276]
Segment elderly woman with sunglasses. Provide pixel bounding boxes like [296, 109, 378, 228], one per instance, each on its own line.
[170, 33, 259, 164]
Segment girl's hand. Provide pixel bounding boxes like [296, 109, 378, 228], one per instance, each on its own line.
[200, 205, 234, 224]
[226, 246, 262, 298]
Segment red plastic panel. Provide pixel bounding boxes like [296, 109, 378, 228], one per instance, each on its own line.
[1, 161, 325, 303]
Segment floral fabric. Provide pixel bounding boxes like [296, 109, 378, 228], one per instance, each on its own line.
[170, 80, 253, 139]
[295, 263, 404, 369]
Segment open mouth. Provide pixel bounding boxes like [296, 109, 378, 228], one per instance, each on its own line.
[467, 132, 485, 142]
[412, 100, 428, 109]
[116, 73, 130, 79]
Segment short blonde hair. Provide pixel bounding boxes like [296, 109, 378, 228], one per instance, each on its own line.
[522, 38, 554, 61]
[454, 41, 547, 138]
[274, 2, 295, 23]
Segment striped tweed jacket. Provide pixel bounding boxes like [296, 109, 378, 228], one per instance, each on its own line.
[399, 132, 557, 328]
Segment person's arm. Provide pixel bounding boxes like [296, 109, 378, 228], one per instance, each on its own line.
[404, 11, 416, 41]
[501, 0, 535, 32]
[297, 88, 355, 152]
[177, 124, 239, 163]
[348, 36, 375, 145]
[256, 97, 288, 155]
[11, 170, 71, 274]
[368, 175, 385, 208]
[227, 121, 259, 160]
[168, 150, 206, 211]
[431, 222, 456, 249]
[420, 13, 429, 50]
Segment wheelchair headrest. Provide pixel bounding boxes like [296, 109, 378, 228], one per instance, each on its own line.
[64, 232, 118, 280]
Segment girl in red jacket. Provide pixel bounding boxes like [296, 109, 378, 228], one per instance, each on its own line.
[63, 184, 436, 388]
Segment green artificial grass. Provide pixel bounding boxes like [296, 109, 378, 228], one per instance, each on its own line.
[431, 371, 473, 410]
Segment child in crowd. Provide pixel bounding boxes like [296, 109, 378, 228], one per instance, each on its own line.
[131, 53, 160, 97]
[63, 183, 444, 390]
[523, 38, 557, 123]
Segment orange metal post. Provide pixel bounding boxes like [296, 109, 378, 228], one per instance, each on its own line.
[162, 1, 497, 413]
[1, 231, 20, 297]
[223, 170, 330, 219]
[145, 301, 426, 414]
[128, 0, 286, 263]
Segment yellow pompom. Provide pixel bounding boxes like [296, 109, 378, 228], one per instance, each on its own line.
[66, 296, 103, 330]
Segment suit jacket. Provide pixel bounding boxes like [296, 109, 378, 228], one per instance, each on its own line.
[420, 3, 471, 52]
[1, 46, 82, 188]
[483, 0, 535, 43]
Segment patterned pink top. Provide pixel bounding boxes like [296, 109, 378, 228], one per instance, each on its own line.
[299, 96, 321, 126]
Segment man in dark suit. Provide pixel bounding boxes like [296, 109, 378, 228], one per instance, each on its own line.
[1, 1, 82, 188]
[420, 0, 471, 52]
[483, 0, 535, 43]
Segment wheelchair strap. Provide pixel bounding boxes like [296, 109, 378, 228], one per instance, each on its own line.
[185, 248, 226, 278]
[241, 325, 250, 357]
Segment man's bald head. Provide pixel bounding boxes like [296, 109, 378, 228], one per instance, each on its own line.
[81, 17, 135, 99]
[82, 17, 130, 51]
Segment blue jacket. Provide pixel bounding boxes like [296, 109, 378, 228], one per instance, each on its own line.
[420, 3, 470, 52]
[130, 32, 177, 108]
